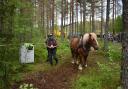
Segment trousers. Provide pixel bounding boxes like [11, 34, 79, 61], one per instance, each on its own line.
[47, 48, 58, 65]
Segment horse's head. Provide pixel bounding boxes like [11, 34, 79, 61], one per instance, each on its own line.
[83, 33, 99, 50]
[88, 33, 99, 50]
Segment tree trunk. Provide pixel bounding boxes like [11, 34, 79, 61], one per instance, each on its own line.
[115, 0, 117, 19]
[46, 0, 50, 35]
[80, 2, 83, 34]
[83, 0, 86, 33]
[121, 0, 128, 89]
[104, 0, 110, 51]
[63, 0, 66, 36]
[112, 0, 115, 34]
[65, 0, 68, 36]
[70, 0, 72, 35]
[76, 0, 79, 34]
[90, 14, 92, 32]
[71, 0, 74, 34]
[61, 0, 64, 40]
[51, 0, 54, 33]
[100, 0, 104, 39]
[91, 0, 95, 32]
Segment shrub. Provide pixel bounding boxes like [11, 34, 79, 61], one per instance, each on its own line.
[107, 43, 121, 61]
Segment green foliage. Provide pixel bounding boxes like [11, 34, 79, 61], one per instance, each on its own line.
[99, 40, 121, 61]
[57, 38, 70, 59]
[34, 44, 47, 62]
[0, 0, 15, 41]
[97, 62, 120, 89]
[0, 62, 10, 89]
[114, 16, 123, 32]
[0, 45, 22, 88]
[107, 46, 121, 61]
[73, 60, 120, 89]
[105, 42, 121, 61]
[0, 0, 51, 88]
[74, 72, 102, 89]
[109, 16, 123, 33]
[24, 43, 34, 50]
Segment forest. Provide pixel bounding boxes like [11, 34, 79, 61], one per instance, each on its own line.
[0, 0, 128, 89]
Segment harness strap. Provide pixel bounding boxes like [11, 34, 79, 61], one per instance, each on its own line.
[77, 35, 91, 52]
[77, 35, 85, 51]
[79, 35, 86, 49]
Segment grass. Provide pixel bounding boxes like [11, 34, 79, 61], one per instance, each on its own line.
[73, 69, 102, 89]
[11, 38, 71, 81]
[72, 40, 121, 89]
[9, 38, 121, 89]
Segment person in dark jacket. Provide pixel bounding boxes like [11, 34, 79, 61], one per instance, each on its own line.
[45, 34, 58, 65]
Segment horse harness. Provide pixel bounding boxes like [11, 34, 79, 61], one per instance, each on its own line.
[78, 36, 90, 52]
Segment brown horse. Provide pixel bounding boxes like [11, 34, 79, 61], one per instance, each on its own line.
[70, 33, 99, 70]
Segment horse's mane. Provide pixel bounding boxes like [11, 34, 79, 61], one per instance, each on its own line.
[83, 33, 89, 45]
[83, 32, 99, 46]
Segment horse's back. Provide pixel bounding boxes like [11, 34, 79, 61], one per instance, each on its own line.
[70, 37, 79, 49]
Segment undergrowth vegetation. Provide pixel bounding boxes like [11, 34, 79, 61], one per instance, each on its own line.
[0, 35, 71, 88]
[0, 36, 122, 89]
[73, 41, 121, 89]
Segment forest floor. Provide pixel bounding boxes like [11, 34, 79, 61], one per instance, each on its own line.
[12, 50, 107, 89]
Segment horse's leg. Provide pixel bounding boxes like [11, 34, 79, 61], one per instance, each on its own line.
[71, 49, 75, 64]
[75, 53, 79, 65]
[78, 56, 83, 70]
[83, 55, 88, 67]
[73, 49, 80, 65]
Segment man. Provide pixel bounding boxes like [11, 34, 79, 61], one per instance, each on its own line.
[45, 34, 58, 65]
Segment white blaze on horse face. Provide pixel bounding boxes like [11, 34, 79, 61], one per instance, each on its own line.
[78, 64, 83, 70]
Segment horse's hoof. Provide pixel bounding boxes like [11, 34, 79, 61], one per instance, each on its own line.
[85, 64, 87, 67]
[78, 65, 83, 70]
[71, 60, 75, 64]
[76, 61, 79, 65]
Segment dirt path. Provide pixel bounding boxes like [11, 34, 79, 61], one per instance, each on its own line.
[12, 62, 79, 89]
[12, 52, 100, 89]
